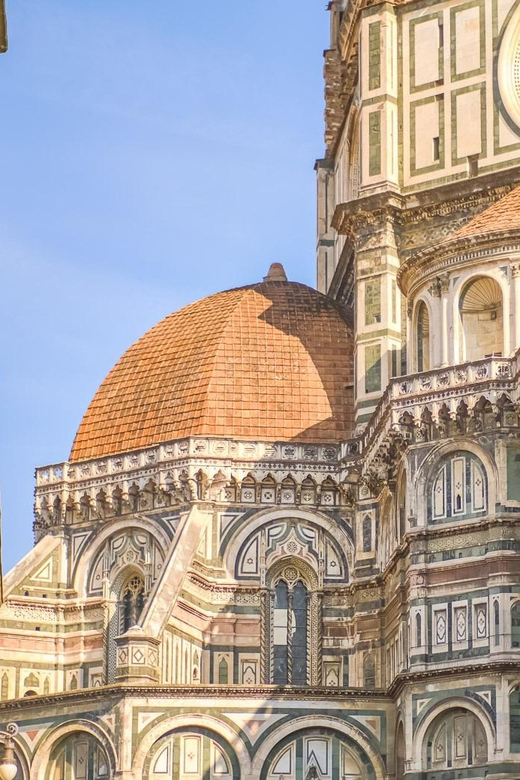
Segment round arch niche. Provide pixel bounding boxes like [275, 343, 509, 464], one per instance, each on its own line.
[459, 277, 503, 361]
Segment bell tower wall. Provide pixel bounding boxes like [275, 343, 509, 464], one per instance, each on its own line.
[318, 0, 520, 429]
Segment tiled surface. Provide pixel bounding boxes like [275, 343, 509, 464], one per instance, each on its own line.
[454, 185, 520, 239]
[70, 280, 355, 461]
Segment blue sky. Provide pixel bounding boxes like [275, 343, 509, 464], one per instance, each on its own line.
[0, 1, 329, 571]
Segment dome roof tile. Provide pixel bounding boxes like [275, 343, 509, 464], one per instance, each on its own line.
[70, 278, 354, 461]
[454, 185, 520, 239]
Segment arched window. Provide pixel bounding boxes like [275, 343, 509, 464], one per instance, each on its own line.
[362, 515, 372, 552]
[273, 580, 308, 685]
[460, 276, 504, 361]
[416, 301, 430, 372]
[511, 685, 520, 751]
[415, 613, 422, 647]
[425, 709, 487, 769]
[429, 452, 487, 523]
[266, 563, 319, 686]
[47, 734, 111, 780]
[120, 574, 145, 633]
[218, 658, 229, 685]
[512, 602, 520, 649]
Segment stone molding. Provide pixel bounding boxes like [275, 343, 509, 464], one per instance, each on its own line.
[33, 438, 342, 541]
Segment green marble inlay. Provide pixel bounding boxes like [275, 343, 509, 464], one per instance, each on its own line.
[369, 21, 381, 90]
[369, 110, 382, 176]
[365, 343, 381, 393]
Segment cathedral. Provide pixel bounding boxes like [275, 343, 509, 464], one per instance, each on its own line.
[3, 0, 520, 778]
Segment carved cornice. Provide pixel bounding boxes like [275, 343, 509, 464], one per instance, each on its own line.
[0, 683, 390, 713]
[389, 660, 520, 698]
[340, 353, 520, 489]
[399, 231, 520, 295]
[33, 437, 344, 542]
[332, 176, 520, 243]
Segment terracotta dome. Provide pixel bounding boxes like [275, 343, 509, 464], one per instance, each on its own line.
[70, 268, 355, 462]
[453, 185, 520, 240]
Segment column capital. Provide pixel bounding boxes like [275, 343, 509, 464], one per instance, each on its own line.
[439, 273, 450, 294]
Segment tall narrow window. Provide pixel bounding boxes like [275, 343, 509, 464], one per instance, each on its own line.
[270, 576, 311, 685]
[494, 601, 500, 646]
[273, 581, 289, 684]
[512, 602, 520, 648]
[511, 686, 520, 751]
[291, 582, 308, 685]
[121, 575, 145, 633]
[362, 516, 372, 553]
[218, 658, 229, 685]
[416, 613, 422, 647]
[416, 301, 430, 372]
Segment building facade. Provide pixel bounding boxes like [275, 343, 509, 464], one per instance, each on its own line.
[2, 1, 520, 779]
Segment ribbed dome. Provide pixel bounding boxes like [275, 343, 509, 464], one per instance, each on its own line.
[70, 272, 355, 462]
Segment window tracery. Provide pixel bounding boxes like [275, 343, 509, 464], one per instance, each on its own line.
[120, 575, 145, 633]
[264, 561, 321, 686]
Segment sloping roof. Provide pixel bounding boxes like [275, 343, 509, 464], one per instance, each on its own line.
[454, 185, 520, 239]
[70, 272, 355, 461]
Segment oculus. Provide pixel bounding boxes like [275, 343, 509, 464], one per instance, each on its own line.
[498, 5, 520, 131]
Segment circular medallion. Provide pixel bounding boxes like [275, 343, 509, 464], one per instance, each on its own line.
[498, 6, 520, 130]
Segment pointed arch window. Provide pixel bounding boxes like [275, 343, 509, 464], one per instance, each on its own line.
[120, 574, 145, 633]
[218, 657, 229, 685]
[265, 563, 320, 686]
